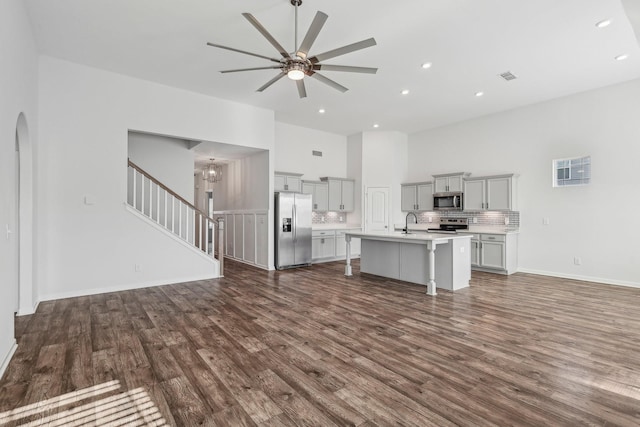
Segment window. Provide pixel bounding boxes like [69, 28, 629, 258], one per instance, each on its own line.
[553, 156, 591, 187]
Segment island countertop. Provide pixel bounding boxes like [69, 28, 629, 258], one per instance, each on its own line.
[345, 230, 472, 243]
[343, 231, 471, 295]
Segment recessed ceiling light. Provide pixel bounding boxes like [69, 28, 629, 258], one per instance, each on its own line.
[475, 91, 484, 97]
[596, 19, 611, 28]
[318, 108, 325, 114]
[373, 123, 380, 128]
[615, 54, 629, 61]
[401, 89, 410, 95]
[421, 62, 432, 69]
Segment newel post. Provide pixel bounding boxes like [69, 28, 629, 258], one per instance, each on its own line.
[217, 217, 224, 277]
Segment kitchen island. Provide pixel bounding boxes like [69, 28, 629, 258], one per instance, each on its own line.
[344, 231, 471, 295]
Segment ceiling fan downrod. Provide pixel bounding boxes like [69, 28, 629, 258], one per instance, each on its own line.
[291, 0, 302, 54]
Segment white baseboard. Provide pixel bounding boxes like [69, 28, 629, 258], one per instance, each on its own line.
[0, 340, 18, 380]
[39, 273, 220, 303]
[517, 268, 640, 289]
[16, 300, 39, 316]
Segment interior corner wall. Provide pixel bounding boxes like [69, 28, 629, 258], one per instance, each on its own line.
[361, 131, 409, 227]
[347, 133, 364, 226]
[128, 132, 196, 202]
[36, 56, 275, 301]
[408, 78, 640, 287]
[0, 0, 39, 374]
[274, 122, 347, 180]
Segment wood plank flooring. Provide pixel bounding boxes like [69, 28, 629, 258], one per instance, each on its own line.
[2, 259, 640, 426]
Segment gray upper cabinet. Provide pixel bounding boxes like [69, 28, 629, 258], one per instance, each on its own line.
[464, 174, 517, 211]
[433, 172, 468, 192]
[401, 182, 433, 211]
[321, 177, 355, 212]
[274, 171, 303, 192]
[302, 180, 329, 211]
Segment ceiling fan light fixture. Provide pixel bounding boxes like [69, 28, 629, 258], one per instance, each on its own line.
[287, 69, 305, 80]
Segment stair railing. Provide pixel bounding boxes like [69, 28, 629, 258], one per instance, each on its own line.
[127, 159, 224, 276]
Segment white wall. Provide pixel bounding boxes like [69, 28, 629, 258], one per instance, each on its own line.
[409, 78, 640, 287]
[0, 0, 38, 374]
[128, 132, 195, 202]
[361, 131, 409, 227]
[275, 122, 347, 180]
[37, 56, 276, 300]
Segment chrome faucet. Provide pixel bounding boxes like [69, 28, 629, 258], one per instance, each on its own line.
[404, 212, 418, 234]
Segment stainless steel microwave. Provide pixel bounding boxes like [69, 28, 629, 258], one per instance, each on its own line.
[433, 192, 463, 211]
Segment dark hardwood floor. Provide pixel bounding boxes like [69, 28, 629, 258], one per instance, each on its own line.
[2, 259, 640, 426]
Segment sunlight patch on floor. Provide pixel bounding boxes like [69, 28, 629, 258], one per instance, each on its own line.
[0, 380, 168, 426]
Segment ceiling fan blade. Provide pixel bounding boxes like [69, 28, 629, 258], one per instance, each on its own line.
[296, 79, 307, 98]
[309, 38, 377, 64]
[221, 66, 283, 73]
[309, 72, 348, 93]
[313, 64, 377, 74]
[257, 72, 287, 92]
[296, 11, 328, 59]
[242, 13, 291, 59]
[206, 42, 281, 63]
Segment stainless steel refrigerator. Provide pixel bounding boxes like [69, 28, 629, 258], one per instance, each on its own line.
[275, 192, 312, 270]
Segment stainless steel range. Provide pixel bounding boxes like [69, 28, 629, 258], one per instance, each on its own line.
[428, 218, 469, 234]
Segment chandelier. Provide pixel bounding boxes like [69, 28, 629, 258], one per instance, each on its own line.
[203, 159, 223, 183]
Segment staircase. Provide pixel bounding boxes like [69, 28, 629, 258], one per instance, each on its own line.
[127, 159, 224, 276]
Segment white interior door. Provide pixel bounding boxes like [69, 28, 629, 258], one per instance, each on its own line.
[365, 187, 389, 233]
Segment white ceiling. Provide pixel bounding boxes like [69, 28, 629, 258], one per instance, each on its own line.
[24, 0, 640, 136]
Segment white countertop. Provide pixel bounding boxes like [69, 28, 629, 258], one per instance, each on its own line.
[346, 230, 472, 243]
[312, 224, 362, 230]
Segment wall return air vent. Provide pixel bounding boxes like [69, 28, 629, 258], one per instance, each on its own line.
[499, 71, 517, 81]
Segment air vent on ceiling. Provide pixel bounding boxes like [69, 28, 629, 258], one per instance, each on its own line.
[312, 150, 323, 157]
[499, 71, 517, 81]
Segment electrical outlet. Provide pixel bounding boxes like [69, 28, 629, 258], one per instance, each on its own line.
[339, 216, 344, 222]
[428, 217, 433, 223]
[573, 257, 582, 266]
[543, 217, 550, 225]
[473, 217, 478, 224]
[504, 216, 510, 225]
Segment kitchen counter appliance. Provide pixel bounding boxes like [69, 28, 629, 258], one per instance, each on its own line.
[433, 192, 463, 211]
[275, 192, 312, 270]
[427, 218, 469, 234]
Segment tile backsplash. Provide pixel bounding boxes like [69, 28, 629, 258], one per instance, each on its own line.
[312, 210, 520, 227]
[416, 211, 520, 228]
[312, 211, 348, 224]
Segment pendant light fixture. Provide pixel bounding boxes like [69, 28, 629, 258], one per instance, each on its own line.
[203, 158, 223, 183]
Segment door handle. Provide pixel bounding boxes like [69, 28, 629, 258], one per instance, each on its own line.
[292, 205, 297, 242]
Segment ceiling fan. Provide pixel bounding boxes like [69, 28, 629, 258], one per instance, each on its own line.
[206, 0, 377, 98]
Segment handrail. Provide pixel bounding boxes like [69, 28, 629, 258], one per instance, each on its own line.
[128, 159, 218, 227]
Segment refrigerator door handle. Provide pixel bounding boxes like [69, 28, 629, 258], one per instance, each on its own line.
[292, 204, 297, 242]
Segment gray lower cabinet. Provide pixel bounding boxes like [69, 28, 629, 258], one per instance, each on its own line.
[470, 233, 518, 274]
[312, 228, 361, 262]
[312, 230, 336, 259]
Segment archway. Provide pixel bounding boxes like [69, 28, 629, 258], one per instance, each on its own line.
[15, 113, 34, 315]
